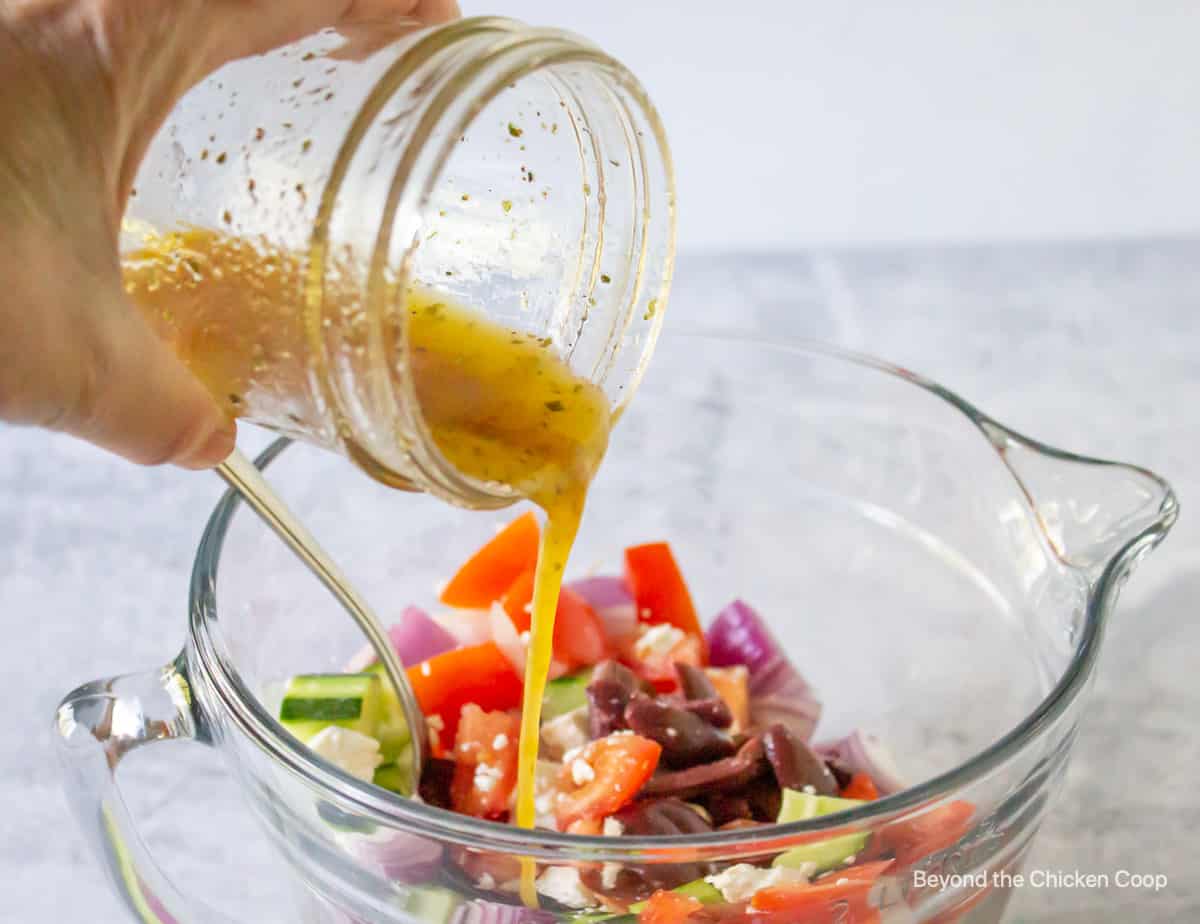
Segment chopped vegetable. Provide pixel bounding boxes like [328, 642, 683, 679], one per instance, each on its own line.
[773, 790, 869, 872]
[708, 599, 821, 741]
[704, 666, 750, 733]
[408, 643, 523, 749]
[624, 543, 705, 641]
[750, 860, 892, 918]
[555, 733, 662, 829]
[637, 889, 703, 924]
[279, 673, 383, 743]
[876, 800, 974, 866]
[815, 730, 906, 796]
[568, 576, 639, 646]
[502, 576, 612, 669]
[344, 606, 457, 672]
[441, 512, 540, 608]
[501, 566, 537, 630]
[553, 586, 613, 669]
[450, 705, 521, 819]
[840, 772, 880, 802]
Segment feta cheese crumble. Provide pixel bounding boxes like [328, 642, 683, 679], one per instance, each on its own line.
[571, 758, 596, 786]
[536, 866, 595, 909]
[706, 863, 816, 903]
[305, 727, 383, 782]
[474, 762, 503, 793]
[634, 623, 686, 661]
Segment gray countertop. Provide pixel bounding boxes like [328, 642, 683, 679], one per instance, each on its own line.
[3, 240, 1198, 922]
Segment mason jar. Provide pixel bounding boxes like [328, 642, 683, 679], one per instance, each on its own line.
[123, 15, 675, 507]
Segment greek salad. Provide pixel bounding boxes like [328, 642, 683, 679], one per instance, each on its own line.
[277, 513, 976, 922]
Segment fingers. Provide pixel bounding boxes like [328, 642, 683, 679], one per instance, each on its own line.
[67, 298, 239, 469]
[207, 0, 462, 68]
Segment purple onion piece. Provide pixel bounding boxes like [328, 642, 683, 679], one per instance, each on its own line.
[450, 900, 558, 924]
[814, 729, 907, 795]
[568, 577, 638, 646]
[707, 599, 822, 740]
[345, 606, 458, 671]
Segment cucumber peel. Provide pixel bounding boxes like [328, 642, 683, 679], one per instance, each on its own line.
[773, 790, 870, 872]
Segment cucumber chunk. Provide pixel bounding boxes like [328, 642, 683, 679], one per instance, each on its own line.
[773, 790, 870, 872]
[400, 886, 461, 923]
[279, 673, 382, 742]
[627, 877, 722, 912]
[542, 668, 593, 723]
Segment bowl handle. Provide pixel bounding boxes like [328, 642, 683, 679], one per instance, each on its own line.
[54, 655, 239, 923]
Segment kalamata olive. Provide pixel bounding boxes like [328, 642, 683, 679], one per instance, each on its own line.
[586, 660, 649, 739]
[418, 757, 456, 810]
[624, 692, 736, 769]
[702, 792, 754, 826]
[761, 724, 839, 796]
[676, 662, 718, 700]
[640, 736, 767, 801]
[608, 799, 715, 891]
[679, 697, 733, 729]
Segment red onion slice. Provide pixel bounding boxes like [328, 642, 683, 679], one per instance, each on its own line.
[344, 606, 458, 671]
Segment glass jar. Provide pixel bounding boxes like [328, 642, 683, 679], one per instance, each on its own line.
[123, 16, 675, 507]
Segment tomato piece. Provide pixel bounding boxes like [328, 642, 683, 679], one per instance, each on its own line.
[440, 512, 540, 608]
[624, 543, 705, 642]
[878, 801, 975, 867]
[751, 861, 892, 920]
[500, 566, 537, 631]
[450, 706, 521, 819]
[840, 772, 881, 802]
[553, 586, 613, 669]
[408, 642, 523, 749]
[638, 889, 704, 924]
[555, 734, 662, 828]
[501, 573, 612, 668]
[634, 631, 706, 693]
[704, 665, 750, 733]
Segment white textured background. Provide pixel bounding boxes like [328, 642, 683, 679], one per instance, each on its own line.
[497, 0, 1200, 249]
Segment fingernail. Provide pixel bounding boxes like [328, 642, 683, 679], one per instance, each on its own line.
[180, 422, 237, 470]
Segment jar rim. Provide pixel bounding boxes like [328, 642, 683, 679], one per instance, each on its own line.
[186, 333, 1164, 859]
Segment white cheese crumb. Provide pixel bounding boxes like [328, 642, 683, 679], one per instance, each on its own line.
[539, 708, 590, 762]
[602, 817, 625, 837]
[634, 623, 685, 661]
[705, 863, 815, 903]
[493, 733, 510, 750]
[474, 762, 502, 793]
[601, 862, 622, 890]
[476, 873, 496, 890]
[305, 727, 383, 782]
[426, 714, 444, 752]
[536, 866, 595, 909]
[571, 758, 596, 786]
[562, 745, 584, 765]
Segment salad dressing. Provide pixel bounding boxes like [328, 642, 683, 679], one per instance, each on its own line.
[123, 228, 611, 906]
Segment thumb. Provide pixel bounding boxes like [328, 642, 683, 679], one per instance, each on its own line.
[67, 296, 238, 470]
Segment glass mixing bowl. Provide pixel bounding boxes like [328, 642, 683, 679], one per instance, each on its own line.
[56, 332, 1176, 923]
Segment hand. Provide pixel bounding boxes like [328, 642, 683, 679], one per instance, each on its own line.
[0, 0, 459, 469]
